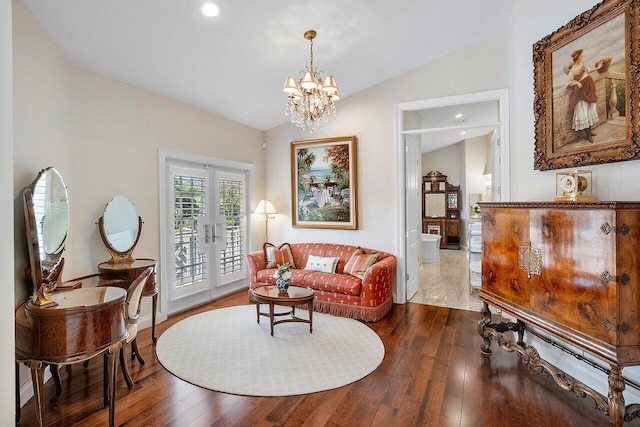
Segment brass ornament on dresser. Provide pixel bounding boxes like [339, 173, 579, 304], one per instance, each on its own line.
[554, 169, 594, 202]
[477, 201, 640, 427]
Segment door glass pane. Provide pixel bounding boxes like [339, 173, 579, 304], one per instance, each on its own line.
[218, 177, 245, 276]
[174, 175, 206, 289]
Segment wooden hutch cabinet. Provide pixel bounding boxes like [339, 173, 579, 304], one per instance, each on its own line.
[422, 171, 460, 249]
[477, 202, 640, 427]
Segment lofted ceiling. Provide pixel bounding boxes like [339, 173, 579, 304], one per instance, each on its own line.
[22, 0, 512, 131]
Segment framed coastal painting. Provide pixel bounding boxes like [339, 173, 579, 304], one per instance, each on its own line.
[290, 135, 358, 230]
[533, 0, 640, 171]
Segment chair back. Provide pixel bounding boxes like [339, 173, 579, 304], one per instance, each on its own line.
[125, 267, 154, 328]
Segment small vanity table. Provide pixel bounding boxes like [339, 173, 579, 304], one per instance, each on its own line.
[96, 196, 158, 342]
[15, 167, 127, 427]
[15, 288, 127, 427]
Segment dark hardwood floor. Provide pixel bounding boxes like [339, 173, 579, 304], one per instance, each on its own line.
[17, 291, 631, 426]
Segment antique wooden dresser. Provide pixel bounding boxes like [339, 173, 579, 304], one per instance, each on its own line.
[477, 202, 640, 427]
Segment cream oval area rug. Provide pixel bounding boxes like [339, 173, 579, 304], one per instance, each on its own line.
[155, 304, 384, 397]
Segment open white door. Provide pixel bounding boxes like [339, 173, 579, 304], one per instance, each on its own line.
[405, 135, 421, 300]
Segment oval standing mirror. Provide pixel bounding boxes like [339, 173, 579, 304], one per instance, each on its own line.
[23, 167, 69, 306]
[98, 196, 142, 263]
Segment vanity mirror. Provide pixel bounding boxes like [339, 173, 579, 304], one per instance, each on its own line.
[23, 167, 69, 306]
[98, 195, 142, 263]
[97, 195, 158, 341]
[424, 193, 446, 217]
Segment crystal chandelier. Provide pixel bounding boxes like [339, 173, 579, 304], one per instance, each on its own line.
[283, 30, 339, 133]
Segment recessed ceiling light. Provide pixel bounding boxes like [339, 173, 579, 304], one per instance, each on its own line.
[455, 113, 464, 119]
[460, 131, 467, 135]
[201, 2, 220, 17]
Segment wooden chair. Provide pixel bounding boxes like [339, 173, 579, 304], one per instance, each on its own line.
[120, 266, 154, 388]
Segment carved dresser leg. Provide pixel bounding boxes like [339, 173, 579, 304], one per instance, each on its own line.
[608, 365, 625, 427]
[478, 303, 493, 354]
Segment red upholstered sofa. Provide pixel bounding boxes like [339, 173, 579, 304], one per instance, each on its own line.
[245, 243, 396, 322]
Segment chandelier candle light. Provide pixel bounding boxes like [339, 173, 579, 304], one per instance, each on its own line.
[283, 30, 339, 132]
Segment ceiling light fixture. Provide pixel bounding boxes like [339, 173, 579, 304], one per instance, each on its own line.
[200, 2, 220, 17]
[460, 131, 467, 135]
[455, 113, 464, 119]
[283, 30, 339, 133]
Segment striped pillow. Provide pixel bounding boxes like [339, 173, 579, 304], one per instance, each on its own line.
[344, 247, 379, 279]
[263, 242, 296, 269]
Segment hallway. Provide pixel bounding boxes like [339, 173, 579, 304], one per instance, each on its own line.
[409, 249, 483, 312]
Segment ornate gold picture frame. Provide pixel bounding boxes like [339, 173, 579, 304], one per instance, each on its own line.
[290, 135, 358, 230]
[533, 0, 640, 171]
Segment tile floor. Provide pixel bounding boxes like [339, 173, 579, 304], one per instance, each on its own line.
[409, 248, 484, 312]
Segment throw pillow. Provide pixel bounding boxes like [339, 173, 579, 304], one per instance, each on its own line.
[304, 254, 339, 273]
[263, 242, 296, 269]
[344, 247, 380, 279]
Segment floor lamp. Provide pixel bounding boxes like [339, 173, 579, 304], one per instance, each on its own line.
[254, 200, 276, 242]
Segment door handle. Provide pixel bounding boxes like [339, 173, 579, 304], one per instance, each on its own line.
[212, 223, 222, 242]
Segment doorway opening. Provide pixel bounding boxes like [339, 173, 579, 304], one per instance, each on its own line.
[395, 89, 510, 305]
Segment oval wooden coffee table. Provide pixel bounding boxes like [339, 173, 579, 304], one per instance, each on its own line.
[251, 285, 314, 336]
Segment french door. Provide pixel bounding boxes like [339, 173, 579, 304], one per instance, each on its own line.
[167, 160, 248, 313]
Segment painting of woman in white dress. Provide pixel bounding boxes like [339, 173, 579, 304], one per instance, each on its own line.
[534, 0, 640, 171]
[550, 13, 626, 153]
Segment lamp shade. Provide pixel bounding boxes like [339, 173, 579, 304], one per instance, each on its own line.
[283, 77, 298, 93]
[300, 71, 317, 90]
[254, 200, 276, 215]
[322, 75, 338, 92]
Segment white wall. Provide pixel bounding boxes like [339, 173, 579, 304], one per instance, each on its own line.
[264, 31, 509, 265]
[70, 68, 265, 279]
[422, 143, 463, 186]
[13, 0, 73, 303]
[1, 0, 15, 423]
